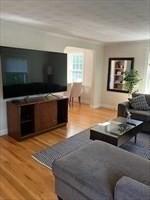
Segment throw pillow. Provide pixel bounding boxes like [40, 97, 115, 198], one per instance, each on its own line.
[129, 95, 150, 110]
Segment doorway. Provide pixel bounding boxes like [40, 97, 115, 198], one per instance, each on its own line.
[64, 46, 94, 105]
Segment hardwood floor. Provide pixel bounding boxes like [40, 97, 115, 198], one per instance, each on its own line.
[0, 104, 116, 200]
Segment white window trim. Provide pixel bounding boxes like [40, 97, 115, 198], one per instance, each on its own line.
[67, 53, 84, 83]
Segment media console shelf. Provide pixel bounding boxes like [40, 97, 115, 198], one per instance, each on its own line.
[7, 96, 68, 141]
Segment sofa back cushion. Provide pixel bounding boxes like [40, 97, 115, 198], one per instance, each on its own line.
[114, 176, 150, 200]
[132, 93, 150, 105]
[129, 95, 150, 110]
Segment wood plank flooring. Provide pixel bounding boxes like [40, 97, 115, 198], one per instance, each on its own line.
[0, 104, 116, 200]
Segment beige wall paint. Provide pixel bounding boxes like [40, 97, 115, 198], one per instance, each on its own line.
[0, 20, 104, 134]
[91, 45, 104, 108]
[101, 40, 150, 109]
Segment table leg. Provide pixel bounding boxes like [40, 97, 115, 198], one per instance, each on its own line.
[134, 135, 137, 143]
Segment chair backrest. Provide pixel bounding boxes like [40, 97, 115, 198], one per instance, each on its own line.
[63, 83, 72, 97]
[70, 82, 83, 98]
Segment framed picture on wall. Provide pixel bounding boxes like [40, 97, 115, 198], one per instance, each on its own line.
[107, 57, 134, 93]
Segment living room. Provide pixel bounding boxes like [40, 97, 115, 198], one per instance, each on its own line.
[0, 0, 150, 200]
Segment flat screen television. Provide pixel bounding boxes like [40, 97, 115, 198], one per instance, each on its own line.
[0, 46, 67, 99]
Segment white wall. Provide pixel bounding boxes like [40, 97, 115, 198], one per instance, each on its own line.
[101, 40, 150, 109]
[0, 20, 104, 134]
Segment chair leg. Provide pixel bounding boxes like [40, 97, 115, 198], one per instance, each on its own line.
[78, 96, 81, 104]
[68, 97, 72, 106]
[72, 97, 74, 105]
[57, 196, 63, 200]
[134, 134, 137, 143]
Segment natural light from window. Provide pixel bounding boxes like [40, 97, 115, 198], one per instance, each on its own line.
[68, 53, 84, 83]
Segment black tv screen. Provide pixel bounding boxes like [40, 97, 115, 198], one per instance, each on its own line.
[0, 46, 67, 99]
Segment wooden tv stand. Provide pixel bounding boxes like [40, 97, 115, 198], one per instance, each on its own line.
[7, 96, 68, 141]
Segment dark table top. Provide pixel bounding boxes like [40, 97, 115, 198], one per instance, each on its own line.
[90, 117, 143, 138]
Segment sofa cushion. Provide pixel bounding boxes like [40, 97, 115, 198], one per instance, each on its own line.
[52, 141, 150, 200]
[132, 93, 150, 106]
[129, 109, 150, 122]
[129, 95, 150, 110]
[114, 176, 150, 200]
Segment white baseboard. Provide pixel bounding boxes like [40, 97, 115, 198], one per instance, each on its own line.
[91, 104, 117, 110]
[0, 129, 8, 136]
[90, 104, 101, 109]
[100, 104, 117, 110]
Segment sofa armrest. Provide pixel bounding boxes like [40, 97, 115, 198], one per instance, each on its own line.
[114, 176, 150, 200]
[117, 101, 130, 117]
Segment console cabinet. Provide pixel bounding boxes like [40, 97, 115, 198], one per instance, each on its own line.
[7, 97, 68, 141]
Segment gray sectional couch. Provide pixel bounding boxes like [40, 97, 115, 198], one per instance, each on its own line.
[52, 141, 150, 200]
[118, 93, 150, 133]
[52, 93, 150, 199]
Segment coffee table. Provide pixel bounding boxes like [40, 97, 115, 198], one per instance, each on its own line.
[90, 117, 143, 146]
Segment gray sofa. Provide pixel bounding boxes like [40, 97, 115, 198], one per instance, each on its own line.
[118, 93, 150, 133]
[52, 141, 150, 200]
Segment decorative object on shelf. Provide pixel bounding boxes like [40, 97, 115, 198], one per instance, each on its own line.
[124, 107, 134, 127]
[118, 123, 129, 132]
[124, 69, 141, 96]
[126, 108, 132, 120]
[107, 57, 134, 93]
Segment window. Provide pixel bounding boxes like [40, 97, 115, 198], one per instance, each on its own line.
[68, 53, 84, 83]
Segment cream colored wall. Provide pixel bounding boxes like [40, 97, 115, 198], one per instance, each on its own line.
[91, 45, 104, 108]
[0, 60, 5, 134]
[64, 47, 94, 104]
[0, 20, 104, 134]
[101, 40, 150, 109]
